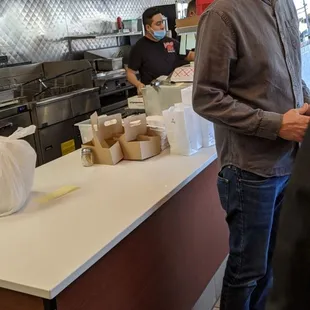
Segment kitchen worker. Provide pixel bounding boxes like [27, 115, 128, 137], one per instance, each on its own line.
[127, 7, 195, 94]
[193, 1, 310, 310]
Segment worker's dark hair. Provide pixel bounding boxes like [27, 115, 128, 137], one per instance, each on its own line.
[187, 0, 196, 17]
[142, 7, 161, 29]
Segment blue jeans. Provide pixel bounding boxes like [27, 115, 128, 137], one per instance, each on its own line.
[218, 166, 289, 310]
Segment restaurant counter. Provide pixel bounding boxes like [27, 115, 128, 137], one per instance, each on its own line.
[0, 146, 228, 310]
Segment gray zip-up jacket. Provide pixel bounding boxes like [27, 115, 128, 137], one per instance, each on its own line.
[193, 0, 310, 177]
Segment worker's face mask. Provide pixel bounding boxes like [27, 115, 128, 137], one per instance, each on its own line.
[149, 28, 166, 41]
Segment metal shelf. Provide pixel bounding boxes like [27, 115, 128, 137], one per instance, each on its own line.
[62, 32, 143, 59]
[62, 31, 142, 41]
[97, 31, 143, 38]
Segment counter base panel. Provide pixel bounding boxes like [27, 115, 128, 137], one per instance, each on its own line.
[0, 159, 229, 310]
[0, 287, 44, 310]
[57, 160, 228, 310]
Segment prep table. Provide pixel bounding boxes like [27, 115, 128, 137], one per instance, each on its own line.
[0, 147, 228, 310]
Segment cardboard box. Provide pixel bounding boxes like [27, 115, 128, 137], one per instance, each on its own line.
[128, 95, 145, 110]
[116, 114, 161, 161]
[171, 67, 195, 83]
[82, 112, 123, 165]
[175, 15, 200, 28]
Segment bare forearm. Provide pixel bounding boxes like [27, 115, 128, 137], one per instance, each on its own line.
[127, 70, 141, 88]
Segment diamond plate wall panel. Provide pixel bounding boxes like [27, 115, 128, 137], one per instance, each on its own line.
[0, 0, 68, 63]
[71, 37, 118, 52]
[0, 0, 175, 64]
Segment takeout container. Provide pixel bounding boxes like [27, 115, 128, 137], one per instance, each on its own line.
[127, 95, 145, 110]
[82, 113, 123, 165]
[115, 114, 161, 161]
[81, 112, 161, 164]
[75, 114, 107, 144]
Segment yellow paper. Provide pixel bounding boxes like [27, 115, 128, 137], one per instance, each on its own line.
[37, 186, 79, 204]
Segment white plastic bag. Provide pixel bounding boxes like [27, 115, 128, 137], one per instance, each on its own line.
[181, 85, 215, 148]
[175, 103, 202, 151]
[200, 118, 215, 148]
[163, 104, 201, 156]
[0, 125, 37, 216]
[181, 85, 193, 106]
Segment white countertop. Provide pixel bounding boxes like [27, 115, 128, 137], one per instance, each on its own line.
[0, 147, 217, 299]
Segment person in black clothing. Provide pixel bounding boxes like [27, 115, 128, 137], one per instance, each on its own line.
[266, 122, 310, 310]
[127, 7, 195, 94]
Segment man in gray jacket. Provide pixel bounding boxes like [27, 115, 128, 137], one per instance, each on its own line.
[193, 0, 310, 309]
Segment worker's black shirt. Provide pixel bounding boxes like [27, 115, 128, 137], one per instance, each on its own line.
[128, 36, 188, 85]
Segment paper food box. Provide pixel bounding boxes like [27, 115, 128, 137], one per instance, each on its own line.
[171, 66, 195, 83]
[82, 112, 123, 165]
[128, 95, 145, 110]
[116, 114, 161, 161]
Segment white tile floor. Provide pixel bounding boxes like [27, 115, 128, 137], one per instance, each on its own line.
[193, 256, 226, 310]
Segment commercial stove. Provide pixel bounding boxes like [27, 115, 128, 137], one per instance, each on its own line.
[85, 48, 144, 117]
[0, 102, 35, 151]
[31, 87, 100, 165]
[92, 68, 144, 118]
[94, 69, 132, 95]
[0, 60, 101, 166]
[0, 70, 36, 153]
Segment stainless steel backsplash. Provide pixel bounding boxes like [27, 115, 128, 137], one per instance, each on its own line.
[0, 0, 174, 64]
